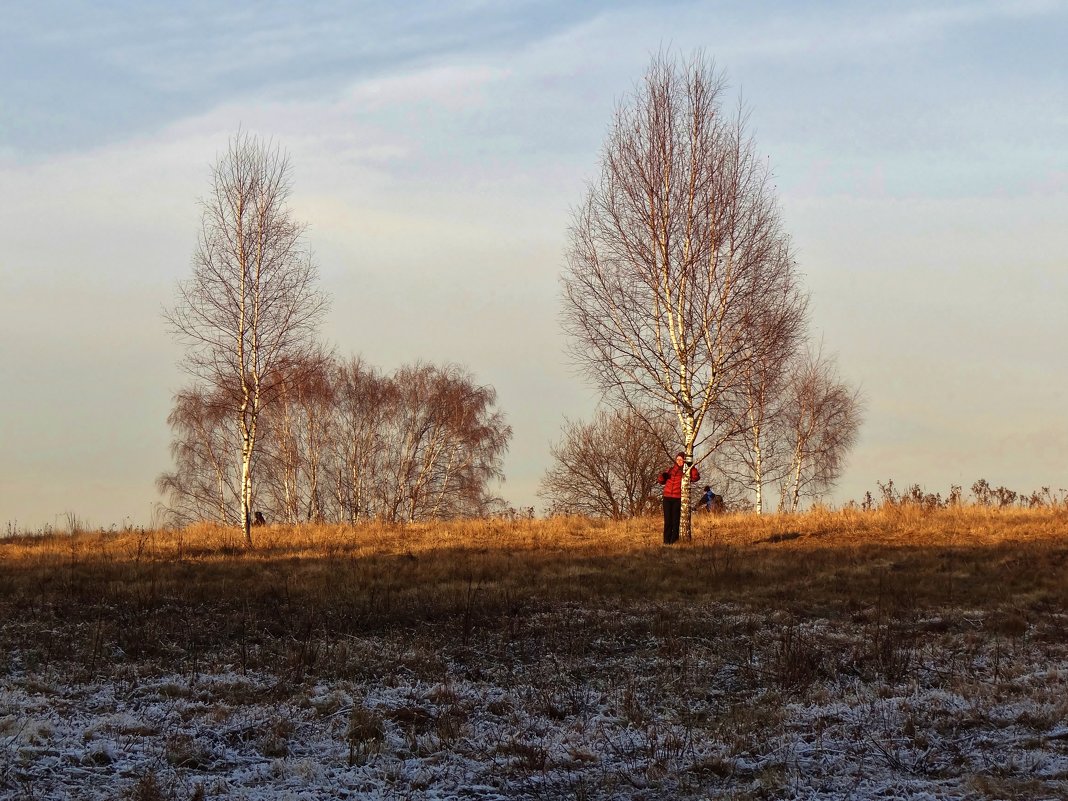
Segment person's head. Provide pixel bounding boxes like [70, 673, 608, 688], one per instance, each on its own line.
[704, 486, 711, 493]
[674, 452, 685, 466]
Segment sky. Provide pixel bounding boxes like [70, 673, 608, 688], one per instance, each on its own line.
[2, 0, 1066, 530]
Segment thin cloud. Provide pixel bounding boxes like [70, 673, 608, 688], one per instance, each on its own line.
[710, 0, 1067, 62]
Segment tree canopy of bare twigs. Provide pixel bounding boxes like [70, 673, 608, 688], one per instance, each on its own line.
[538, 408, 673, 519]
[158, 357, 512, 526]
[780, 347, 863, 512]
[156, 385, 240, 527]
[562, 53, 808, 537]
[716, 314, 800, 514]
[164, 131, 328, 545]
[379, 362, 512, 523]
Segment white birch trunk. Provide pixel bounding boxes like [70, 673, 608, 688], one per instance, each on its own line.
[681, 416, 696, 541]
[241, 430, 254, 546]
[753, 421, 764, 515]
[789, 437, 804, 513]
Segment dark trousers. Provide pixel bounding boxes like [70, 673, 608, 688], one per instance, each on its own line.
[663, 497, 681, 544]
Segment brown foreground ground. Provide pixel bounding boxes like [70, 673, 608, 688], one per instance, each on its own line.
[2, 506, 1067, 800]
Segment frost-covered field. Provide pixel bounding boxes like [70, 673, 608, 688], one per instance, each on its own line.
[4, 603, 1068, 800]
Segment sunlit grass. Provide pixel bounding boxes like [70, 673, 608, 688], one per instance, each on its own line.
[3, 504, 1067, 630]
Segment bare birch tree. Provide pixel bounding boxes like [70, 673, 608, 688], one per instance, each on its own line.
[562, 53, 807, 539]
[780, 347, 863, 511]
[257, 349, 335, 524]
[156, 385, 241, 526]
[718, 254, 807, 513]
[381, 363, 511, 522]
[165, 131, 327, 546]
[330, 357, 391, 523]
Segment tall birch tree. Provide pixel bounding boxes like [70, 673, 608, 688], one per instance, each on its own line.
[562, 53, 807, 540]
[165, 131, 327, 546]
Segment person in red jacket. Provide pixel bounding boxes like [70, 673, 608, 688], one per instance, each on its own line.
[658, 452, 699, 544]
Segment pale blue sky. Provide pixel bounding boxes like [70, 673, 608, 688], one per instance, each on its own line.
[2, 1, 1066, 529]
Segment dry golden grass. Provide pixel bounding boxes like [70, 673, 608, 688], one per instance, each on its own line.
[3, 505, 1067, 609]
[2, 504, 1066, 670]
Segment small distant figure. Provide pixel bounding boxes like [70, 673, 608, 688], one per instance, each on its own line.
[253, 511, 266, 527]
[695, 486, 725, 514]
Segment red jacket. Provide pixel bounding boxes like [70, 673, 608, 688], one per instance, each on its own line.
[658, 463, 699, 499]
